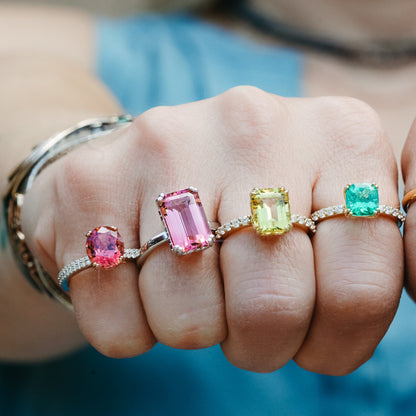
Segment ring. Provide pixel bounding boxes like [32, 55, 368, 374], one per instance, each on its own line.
[402, 188, 416, 213]
[58, 226, 140, 291]
[215, 187, 316, 240]
[311, 183, 405, 226]
[138, 187, 216, 263]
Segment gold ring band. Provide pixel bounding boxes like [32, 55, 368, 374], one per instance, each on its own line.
[402, 189, 416, 213]
[312, 183, 405, 227]
[215, 187, 316, 240]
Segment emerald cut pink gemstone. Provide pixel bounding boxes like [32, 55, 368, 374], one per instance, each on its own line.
[157, 188, 212, 255]
[86, 226, 124, 268]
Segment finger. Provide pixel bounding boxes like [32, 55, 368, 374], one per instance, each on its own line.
[134, 107, 227, 349]
[23, 132, 156, 358]
[216, 88, 316, 373]
[401, 117, 416, 300]
[295, 97, 403, 375]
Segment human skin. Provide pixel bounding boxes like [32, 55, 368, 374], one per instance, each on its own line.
[250, 0, 416, 42]
[0, 2, 412, 375]
[246, 0, 416, 305]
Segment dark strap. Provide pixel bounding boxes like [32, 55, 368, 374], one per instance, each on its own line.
[230, 0, 416, 66]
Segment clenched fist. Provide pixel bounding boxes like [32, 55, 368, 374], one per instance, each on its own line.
[21, 87, 403, 375]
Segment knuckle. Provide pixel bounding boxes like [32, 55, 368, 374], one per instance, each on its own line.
[221, 85, 274, 109]
[55, 153, 90, 203]
[224, 352, 284, 374]
[402, 118, 416, 181]
[55, 148, 111, 206]
[74, 299, 156, 359]
[89, 332, 154, 359]
[223, 275, 311, 374]
[132, 105, 184, 163]
[319, 96, 380, 127]
[322, 273, 398, 329]
[31, 214, 56, 268]
[154, 304, 227, 350]
[55, 142, 130, 210]
[317, 96, 390, 159]
[219, 86, 288, 150]
[228, 276, 309, 335]
[333, 353, 375, 376]
[296, 351, 375, 377]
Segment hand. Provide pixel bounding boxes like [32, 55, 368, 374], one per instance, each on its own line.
[401, 120, 416, 300]
[22, 86, 403, 375]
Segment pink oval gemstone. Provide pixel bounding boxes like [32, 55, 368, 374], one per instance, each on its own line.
[85, 226, 124, 268]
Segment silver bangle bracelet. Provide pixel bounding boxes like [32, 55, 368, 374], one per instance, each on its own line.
[3, 115, 133, 310]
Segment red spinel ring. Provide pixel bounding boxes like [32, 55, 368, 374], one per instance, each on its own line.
[58, 226, 140, 291]
[138, 187, 216, 263]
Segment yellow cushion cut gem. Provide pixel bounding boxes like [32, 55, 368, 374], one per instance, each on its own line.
[250, 188, 293, 235]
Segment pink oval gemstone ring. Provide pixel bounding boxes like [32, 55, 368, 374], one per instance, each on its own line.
[58, 226, 140, 291]
[86, 226, 124, 268]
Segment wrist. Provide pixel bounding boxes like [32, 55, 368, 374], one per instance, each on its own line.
[4, 115, 133, 309]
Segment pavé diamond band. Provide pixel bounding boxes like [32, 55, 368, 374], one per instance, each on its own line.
[58, 226, 141, 291]
[215, 187, 316, 240]
[59, 187, 219, 290]
[311, 183, 405, 227]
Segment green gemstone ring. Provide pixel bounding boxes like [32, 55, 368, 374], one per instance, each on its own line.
[311, 183, 405, 227]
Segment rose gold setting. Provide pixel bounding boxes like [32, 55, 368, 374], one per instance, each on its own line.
[402, 189, 416, 213]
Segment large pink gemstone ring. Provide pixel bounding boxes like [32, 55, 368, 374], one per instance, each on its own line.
[138, 187, 215, 262]
[58, 225, 140, 291]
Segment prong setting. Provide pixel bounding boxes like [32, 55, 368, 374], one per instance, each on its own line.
[157, 187, 213, 256]
[172, 245, 184, 255]
[312, 183, 405, 228]
[250, 187, 292, 235]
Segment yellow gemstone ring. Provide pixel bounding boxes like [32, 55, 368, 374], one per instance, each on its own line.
[215, 187, 316, 240]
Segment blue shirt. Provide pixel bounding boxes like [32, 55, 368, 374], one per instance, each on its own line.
[1, 13, 416, 416]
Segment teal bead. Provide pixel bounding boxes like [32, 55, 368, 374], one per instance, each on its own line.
[345, 183, 379, 217]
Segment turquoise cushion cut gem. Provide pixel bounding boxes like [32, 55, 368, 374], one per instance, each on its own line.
[345, 183, 379, 217]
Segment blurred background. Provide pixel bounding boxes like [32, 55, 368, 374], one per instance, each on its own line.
[0, 0, 211, 15]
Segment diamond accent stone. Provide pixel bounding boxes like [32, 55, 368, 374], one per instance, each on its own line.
[58, 247, 141, 291]
[241, 216, 251, 225]
[86, 226, 124, 268]
[231, 219, 240, 227]
[311, 184, 405, 229]
[326, 208, 334, 216]
[215, 211, 316, 240]
[335, 205, 345, 214]
[157, 188, 212, 255]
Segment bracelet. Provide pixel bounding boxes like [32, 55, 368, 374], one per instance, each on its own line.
[3, 115, 133, 310]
